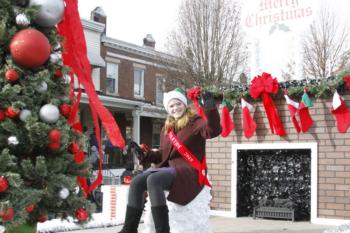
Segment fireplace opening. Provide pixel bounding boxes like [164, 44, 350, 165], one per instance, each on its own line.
[236, 149, 311, 221]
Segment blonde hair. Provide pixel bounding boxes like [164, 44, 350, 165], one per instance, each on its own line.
[164, 107, 196, 134]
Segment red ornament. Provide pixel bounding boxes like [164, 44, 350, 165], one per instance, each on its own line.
[0, 176, 9, 192]
[54, 68, 63, 78]
[75, 208, 89, 221]
[10, 29, 51, 68]
[25, 204, 35, 213]
[5, 69, 19, 82]
[68, 142, 80, 154]
[0, 109, 5, 121]
[123, 175, 132, 184]
[49, 129, 62, 142]
[59, 104, 71, 117]
[48, 141, 61, 151]
[74, 151, 85, 164]
[37, 214, 48, 223]
[5, 107, 19, 118]
[0, 208, 15, 222]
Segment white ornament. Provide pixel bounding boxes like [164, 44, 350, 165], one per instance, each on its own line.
[19, 109, 32, 122]
[53, 43, 61, 51]
[29, 0, 65, 27]
[74, 186, 80, 194]
[36, 81, 48, 93]
[63, 74, 71, 84]
[39, 104, 59, 123]
[16, 13, 30, 26]
[8, 136, 19, 145]
[59, 187, 70, 199]
[50, 53, 62, 63]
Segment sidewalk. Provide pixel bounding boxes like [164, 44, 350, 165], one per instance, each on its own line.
[65, 216, 334, 233]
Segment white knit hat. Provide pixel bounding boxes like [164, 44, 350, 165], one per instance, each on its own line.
[163, 88, 188, 112]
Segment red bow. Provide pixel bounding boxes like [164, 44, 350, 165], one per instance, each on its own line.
[344, 75, 350, 89]
[250, 73, 286, 136]
[187, 86, 207, 120]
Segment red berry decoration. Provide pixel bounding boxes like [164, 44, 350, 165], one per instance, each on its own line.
[49, 129, 62, 142]
[0, 110, 5, 121]
[48, 141, 61, 151]
[75, 208, 89, 222]
[54, 68, 63, 78]
[5, 107, 19, 118]
[37, 214, 48, 223]
[5, 69, 19, 82]
[74, 151, 85, 164]
[0, 176, 9, 192]
[68, 143, 80, 154]
[25, 204, 35, 213]
[59, 104, 71, 117]
[1, 208, 15, 222]
[10, 29, 51, 68]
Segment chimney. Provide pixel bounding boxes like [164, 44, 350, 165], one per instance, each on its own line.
[143, 34, 156, 49]
[91, 7, 106, 33]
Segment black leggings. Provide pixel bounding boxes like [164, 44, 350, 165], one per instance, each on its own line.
[127, 170, 175, 209]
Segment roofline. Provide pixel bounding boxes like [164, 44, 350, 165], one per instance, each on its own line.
[81, 18, 105, 33]
[102, 36, 176, 63]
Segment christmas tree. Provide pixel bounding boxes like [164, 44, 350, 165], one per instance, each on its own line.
[0, 0, 95, 230]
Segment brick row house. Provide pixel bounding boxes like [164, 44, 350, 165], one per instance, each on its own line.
[81, 8, 176, 171]
[80, 7, 350, 226]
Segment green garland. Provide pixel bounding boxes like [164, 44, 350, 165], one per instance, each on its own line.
[204, 70, 350, 103]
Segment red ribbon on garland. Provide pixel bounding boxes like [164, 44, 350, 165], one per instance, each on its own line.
[57, 0, 125, 193]
[250, 73, 286, 136]
[187, 86, 207, 120]
[344, 75, 350, 89]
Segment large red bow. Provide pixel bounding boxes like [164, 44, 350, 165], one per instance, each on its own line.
[250, 73, 286, 136]
[187, 86, 207, 120]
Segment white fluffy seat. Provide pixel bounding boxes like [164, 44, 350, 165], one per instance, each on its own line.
[141, 186, 212, 233]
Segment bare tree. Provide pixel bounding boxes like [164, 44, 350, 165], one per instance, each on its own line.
[302, 6, 350, 79]
[166, 0, 247, 87]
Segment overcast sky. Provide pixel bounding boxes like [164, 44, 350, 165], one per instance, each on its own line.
[78, 0, 181, 52]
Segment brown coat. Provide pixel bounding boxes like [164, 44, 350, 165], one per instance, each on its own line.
[145, 107, 221, 205]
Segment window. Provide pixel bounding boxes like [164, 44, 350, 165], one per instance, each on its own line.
[156, 76, 165, 105]
[106, 63, 118, 94]
[134, 68, 144, 97]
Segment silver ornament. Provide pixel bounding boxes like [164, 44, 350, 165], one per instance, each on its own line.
[8, 136, 19, 145]
[59, 187, 70, 199]
[50, 53, 61, 63]
[19, 109, 32, 122]
[16, 13, 30, 26]
[36, 81, 48, 93]
[39, 104, 59, 123]
[29, 0, 65, 27]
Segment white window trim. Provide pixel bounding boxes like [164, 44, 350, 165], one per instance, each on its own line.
[106, 62, 119, 95]
[133, 67, 145, 98]
[156, 74, 165, 105]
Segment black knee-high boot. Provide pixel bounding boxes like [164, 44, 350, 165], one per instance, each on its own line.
[118, 205, 143, 233]
[151, 205, 170, 233]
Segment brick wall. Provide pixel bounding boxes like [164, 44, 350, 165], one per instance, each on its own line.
[101, 45, 167, 104]
[207, 95, 350, 220]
